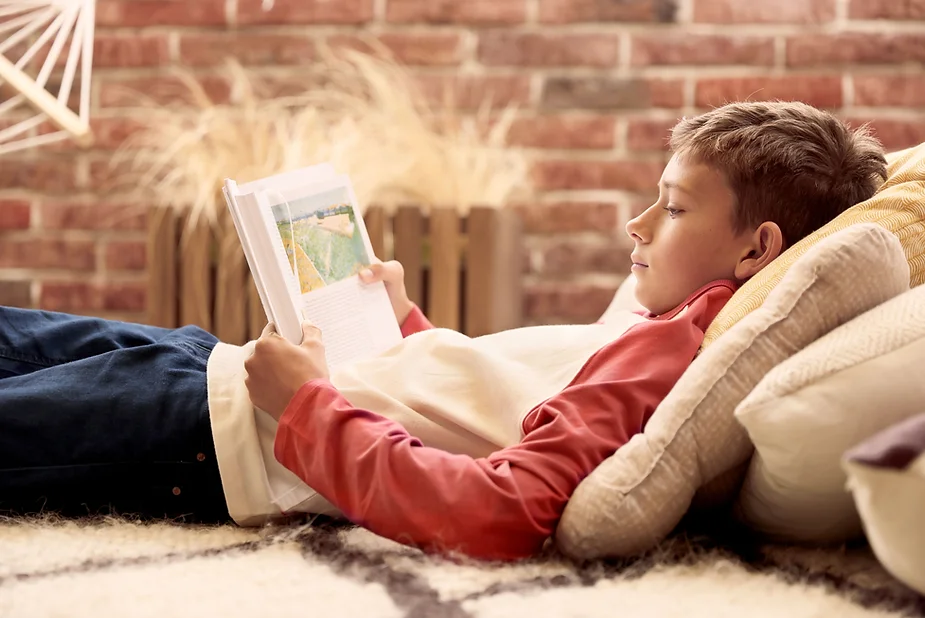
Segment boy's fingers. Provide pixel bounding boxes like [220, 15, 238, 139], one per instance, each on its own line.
[359, 262, 382, 282]
[260, 322, 277, 338]
[301, 320, 322, 341]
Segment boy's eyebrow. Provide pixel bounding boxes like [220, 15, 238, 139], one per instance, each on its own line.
[660, 180, 696, 196]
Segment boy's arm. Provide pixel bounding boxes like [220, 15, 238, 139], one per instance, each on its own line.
[274, 314, 705, 561]
[400, 304, 434, 337]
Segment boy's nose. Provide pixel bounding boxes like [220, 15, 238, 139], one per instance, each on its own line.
[625, 211, 650, 244]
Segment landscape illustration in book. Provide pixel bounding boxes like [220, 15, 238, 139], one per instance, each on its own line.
[271, 186, 371, 294]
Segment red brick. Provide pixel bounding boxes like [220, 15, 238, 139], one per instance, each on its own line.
[627, 118, 678, 151]
[87, 160, 137, 193]
[328, 33, 463, 66]
[0, 201, 31, 229]
[0, 159, 78, 193]
[695, 75, 843, 109]
[694, 0, 835, 23]
[538, 0, 677, 23]
[237, 0, 373, 23]
[787, 33, 925, 67]
[854, 75, 925, 107]
[99, 76, 231, 108]
[513, 202, 619, 234]
[534, 239, 630, 277]
[507, 115, 616, 149]
[0, 280, 31, 308]
[39, 281, 147, 313]
[41, 203, 147, 231]
[180, 33, 315, 66]
[847, 117, 925, 151]
[93, 34, 170, 68]
[387, 0, 526, 24]
[417, 74, 531, 109]
[257, 75, 322, 99]
[524, 282, 618, 322]
[479, 33, 620, 67]
[849, 0, 925, 19]
[542, 77, 684, 110]
[96, 0, 227, 26]
[105, 241, 147, 271]
[87, 116, 146, 151]
[532, 159, 664, 191]
[33, 34, 168, 69]
[631, 35, 774, 66]
[40, 282, 95, 312]
[102, 282, 147, 312]
[0, 238, 96, 271]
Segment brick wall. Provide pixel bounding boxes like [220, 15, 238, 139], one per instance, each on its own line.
[1, 0, 923, 326]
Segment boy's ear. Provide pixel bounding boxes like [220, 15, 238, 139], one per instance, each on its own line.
[733, 221, 784, 281]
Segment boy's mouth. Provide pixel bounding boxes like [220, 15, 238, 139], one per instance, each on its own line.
[631, 254, 648, 269]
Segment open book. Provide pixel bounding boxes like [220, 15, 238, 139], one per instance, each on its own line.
[222, 164, 403, 370]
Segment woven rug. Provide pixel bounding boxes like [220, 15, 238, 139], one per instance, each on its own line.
[1, 517, 923, 618]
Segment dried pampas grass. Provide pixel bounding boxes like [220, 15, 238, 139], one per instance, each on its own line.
[115, 46, 531, 230]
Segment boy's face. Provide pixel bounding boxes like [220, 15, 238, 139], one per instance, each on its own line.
[626, 154, 754, 315]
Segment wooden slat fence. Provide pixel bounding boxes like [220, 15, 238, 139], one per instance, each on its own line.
[147, 205, 523, 345]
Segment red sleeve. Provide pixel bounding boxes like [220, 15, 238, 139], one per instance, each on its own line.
[400, 304, 434, 337]
[273, 303, 714, 561]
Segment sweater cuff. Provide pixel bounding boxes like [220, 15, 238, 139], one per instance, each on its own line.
[400, 304, 433, 337]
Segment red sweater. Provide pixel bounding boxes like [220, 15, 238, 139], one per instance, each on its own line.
[274, 281, 735, 561]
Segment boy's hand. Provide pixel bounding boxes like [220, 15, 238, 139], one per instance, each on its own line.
[244, 322, 329, 421]
[359, 258, 414, 325]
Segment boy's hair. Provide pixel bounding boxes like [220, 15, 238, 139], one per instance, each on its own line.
[670, 101, 887, 247]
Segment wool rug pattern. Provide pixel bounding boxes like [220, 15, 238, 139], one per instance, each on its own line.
[1, 517, 923, 618]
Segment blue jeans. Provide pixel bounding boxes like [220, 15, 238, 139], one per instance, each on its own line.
[0, 306, 230, 523]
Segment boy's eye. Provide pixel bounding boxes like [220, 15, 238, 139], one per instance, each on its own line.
[663, 206, 682, 218]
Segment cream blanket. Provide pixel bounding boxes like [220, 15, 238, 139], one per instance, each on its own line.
[207, 313, 646, 525]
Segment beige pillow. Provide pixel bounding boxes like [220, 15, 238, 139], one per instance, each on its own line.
[701, 142, 925, 350]
[734, 284, 925, 543]
[843, 414, 925, 596]
[555, 223, 908, 559]
[598, 274, 642, 321]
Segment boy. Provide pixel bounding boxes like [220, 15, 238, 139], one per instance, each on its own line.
[0, 101, 887, 561]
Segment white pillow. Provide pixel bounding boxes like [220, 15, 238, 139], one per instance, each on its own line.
[843, 413, 925, 596]
[734, 284, 925, 542]
[555, 223, 908, 559]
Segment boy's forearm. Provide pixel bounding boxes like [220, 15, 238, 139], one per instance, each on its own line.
[272, 382, 557, 560]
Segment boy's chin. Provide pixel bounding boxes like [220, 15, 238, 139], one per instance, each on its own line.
[635, 287, 679, 317]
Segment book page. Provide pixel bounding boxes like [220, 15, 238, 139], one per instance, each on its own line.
[299, 278, 402, 370]
[237, 162, 336, 196]
[258, 176, 403, 367]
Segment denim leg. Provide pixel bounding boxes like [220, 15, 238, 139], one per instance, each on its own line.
[0, 305, 204, 379]
[0, 307, 229, 523]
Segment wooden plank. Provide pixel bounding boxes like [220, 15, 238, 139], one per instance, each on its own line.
[393, 206, 424, 307]
[493, 207, 523, 332]
[364, 205, 386, 261]
[178, 213, 213, 331]
[214, 209, 248, 345]
[464, 207, 523, 336]
[428, 208, 461, 330]
[146, 206, 177, 328]
[464, 207, 494, 337]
